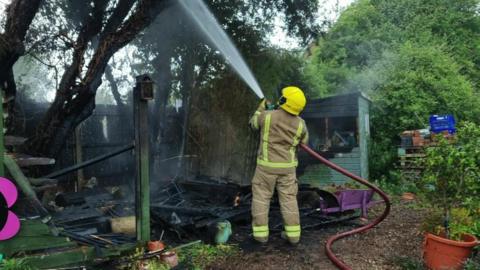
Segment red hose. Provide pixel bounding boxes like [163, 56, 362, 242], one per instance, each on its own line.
[300, 144, 391, 270]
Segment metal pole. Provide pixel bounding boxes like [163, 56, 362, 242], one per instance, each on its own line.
[134, 75, 153, 242]
[42, 144, 134, 179]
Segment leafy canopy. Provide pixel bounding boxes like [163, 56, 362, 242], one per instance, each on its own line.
[304, 0, 480, 180]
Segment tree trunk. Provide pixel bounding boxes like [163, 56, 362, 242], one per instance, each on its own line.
[0, 0, 42, 133]
[152, 52, 173, 144]
[177, 49, 196, 178]
[105, 64, 126, 110]
[24, 0, 168, 157]
[0, 0, 42, 82]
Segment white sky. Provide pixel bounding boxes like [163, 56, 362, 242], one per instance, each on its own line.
[0, 1, 6, 16]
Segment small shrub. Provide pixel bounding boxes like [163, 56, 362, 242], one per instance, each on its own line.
[393, 256, 425, 270]
[419, 122, 480, 239]
[178, 243, 239, 269]
[464, 253, 480, 270]
[422, 208, 475, 241]
[143, 260, 170, 270]
[0, 259, 35, 270]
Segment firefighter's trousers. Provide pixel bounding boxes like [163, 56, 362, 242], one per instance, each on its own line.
[251, 166, 300, 244]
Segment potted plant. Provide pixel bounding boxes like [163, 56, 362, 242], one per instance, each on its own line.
[420, 122, 480, 270]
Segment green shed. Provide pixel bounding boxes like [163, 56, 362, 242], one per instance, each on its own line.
[298, 92, 371, 187]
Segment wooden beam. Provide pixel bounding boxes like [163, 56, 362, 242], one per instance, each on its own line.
[74, 126, 85, 190]
[8, 154, 55, 167]
[4, 135, 27, 146]
[4, 155, 52, 220]
[22, 243, 134, 269]
[0, 219, 74, 256]
[28, 178, 58, 186]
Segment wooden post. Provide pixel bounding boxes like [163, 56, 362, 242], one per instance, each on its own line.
[0, 92, 4, 176]
[325, 117, 330, 148]
[134, 75, 153, 242]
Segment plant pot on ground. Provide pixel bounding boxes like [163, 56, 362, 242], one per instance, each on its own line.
[419, 122, 480, 270]
[422, 209, 479, 269]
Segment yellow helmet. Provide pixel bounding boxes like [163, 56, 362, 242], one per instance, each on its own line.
[279, 86, 306, 115]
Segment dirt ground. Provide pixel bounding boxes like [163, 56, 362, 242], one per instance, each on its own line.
[209, 199, 426, 270]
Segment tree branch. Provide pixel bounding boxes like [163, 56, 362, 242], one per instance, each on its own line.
[99, 0, 136, 43]
[25, 0, 169, 157]
[0, 0, 42, 83]
[105, 64, 125, 108]
[29, 53, 59, 91]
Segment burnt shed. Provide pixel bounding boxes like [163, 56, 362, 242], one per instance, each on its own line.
[298, 92, 371, 187]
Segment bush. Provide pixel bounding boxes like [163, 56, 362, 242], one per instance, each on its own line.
[0, 259, 35, 270]
[178, 243, 239, 269]
[419, 122, 480, 239]
[422, 208, 476, 241]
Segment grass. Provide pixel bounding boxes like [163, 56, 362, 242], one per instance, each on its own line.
[177, 243, 240, 269]
[118, 242, 240, 270]
[0, 258, 36, 270]
[142, 260, 170, 270]
[464, 251, 480, 270]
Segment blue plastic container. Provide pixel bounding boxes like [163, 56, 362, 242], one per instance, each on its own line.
[429, 115, 456, 134]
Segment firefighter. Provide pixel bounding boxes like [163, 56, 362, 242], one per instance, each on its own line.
[249, 86, 308, 245]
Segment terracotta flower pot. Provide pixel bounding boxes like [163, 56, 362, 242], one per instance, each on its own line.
[423, 232, 479, 270]
[147, 240, 165, 252]
[401, 192, 416, 201]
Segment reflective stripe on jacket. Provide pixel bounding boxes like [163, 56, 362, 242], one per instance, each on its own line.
[249, 107, 308, 173]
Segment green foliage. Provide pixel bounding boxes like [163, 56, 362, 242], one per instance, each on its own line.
[421, 123, 480, 209]
[375, 173, 419, 196]
[142, 260, 170, 270]
[305, 0, 480, 180]
[178, 243, 239, 269]
[419, 122, 480, 238]
[122, 244, 239, 270]
[448, 208, 476, 240]
[0, 258, 35, 270]
[422, 208, 476, 241]
[464, 252, 480, 270]
[465, 260, 480, 270]
[253, 49, 312, 99]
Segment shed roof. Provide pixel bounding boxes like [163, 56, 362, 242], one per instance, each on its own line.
[302, 92, 370, 118]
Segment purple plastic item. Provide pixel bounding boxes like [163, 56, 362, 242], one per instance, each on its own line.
[0, 177, 21, 240]
[322, 189, 381, 218]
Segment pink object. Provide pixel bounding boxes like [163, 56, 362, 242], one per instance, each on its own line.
[0, 177, 18, 207]
[0, 211, 20, 240]
[161, 251, 178, 268]
[0, 177, 21, 240]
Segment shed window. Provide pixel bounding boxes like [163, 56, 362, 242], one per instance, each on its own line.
[305, 116, 358, 153]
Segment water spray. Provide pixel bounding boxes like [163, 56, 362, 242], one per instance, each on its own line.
[179, 0, 265, 99]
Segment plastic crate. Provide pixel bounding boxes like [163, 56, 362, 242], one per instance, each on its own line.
[429, 115, 456, 134]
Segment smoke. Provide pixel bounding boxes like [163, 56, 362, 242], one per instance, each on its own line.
[343, 49, 399, 98]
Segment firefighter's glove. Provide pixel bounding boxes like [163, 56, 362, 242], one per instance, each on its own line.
[257, 99, 267, 111]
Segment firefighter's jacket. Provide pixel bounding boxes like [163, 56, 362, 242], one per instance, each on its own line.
[249, 105, 309, 173]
